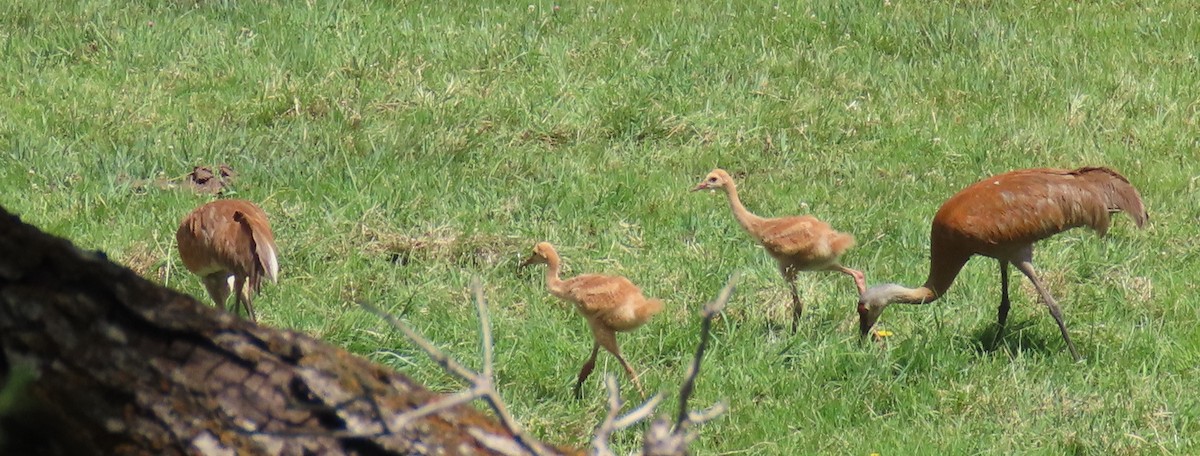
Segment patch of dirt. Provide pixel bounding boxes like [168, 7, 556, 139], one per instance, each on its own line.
[118, 241, 165, 281]
[1105, 270, 1153, 305]
[183, 164, 236, 195]
[358, 223, 523, 269]
[119, 164, 237, 195]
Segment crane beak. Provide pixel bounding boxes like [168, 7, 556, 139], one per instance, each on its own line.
[857, 301, 880, 339]
[689, 183, 708, 192]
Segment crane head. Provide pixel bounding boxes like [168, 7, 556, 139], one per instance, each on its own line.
[518, 242, 556, 268]
[857, 283, 905, 338]
[690, 168, 733, 192]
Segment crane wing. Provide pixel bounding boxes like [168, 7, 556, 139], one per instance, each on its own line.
[934, 167, 1147, 247]
[562, 274, 640, 314]
[754, 216, 826, 255]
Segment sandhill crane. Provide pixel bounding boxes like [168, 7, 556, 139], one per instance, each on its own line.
[857, 167, 1148, 361]
[519, 242, 663, 399]
[176, 199, 280, 322]
[692, 168, 866, 332]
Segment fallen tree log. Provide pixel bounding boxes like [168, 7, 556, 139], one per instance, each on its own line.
[0, 207, 578, 455]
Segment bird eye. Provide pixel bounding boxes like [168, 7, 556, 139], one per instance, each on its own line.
[708, 177, 717, 183]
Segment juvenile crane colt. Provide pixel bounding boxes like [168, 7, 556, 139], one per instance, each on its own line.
[692, 168, 865, 332]
[520, 242, 662, 399]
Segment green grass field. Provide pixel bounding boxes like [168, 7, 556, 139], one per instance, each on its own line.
[2, 0, 1198, 453]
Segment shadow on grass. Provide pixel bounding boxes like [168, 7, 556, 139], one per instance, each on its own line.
[966, 319, 1078, 361]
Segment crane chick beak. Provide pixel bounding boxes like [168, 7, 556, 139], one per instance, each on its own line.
[690, 182, 709, 192]
[518, 254, 537, 268]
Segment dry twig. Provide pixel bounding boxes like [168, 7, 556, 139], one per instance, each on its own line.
[644, 274, 735, 455]
[365, 275, 736, 456]
[360, 277, 554, 456]
[591, 275, 737, 456]
[590, 375, 663, 456]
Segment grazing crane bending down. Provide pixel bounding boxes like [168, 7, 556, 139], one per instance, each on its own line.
[519, 242, 663, 399]
[692, 168, 866, 333]
[857, 167, 1148, 361]
[176, 199, 280, 322]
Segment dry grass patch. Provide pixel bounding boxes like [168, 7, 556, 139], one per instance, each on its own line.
[357, 222, 524, 269]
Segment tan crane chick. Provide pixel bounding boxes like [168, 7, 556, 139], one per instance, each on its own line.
[176, 199, 279, 322]
[520, 242, 663, 399]
[692, 168, 866, 332]
[857, 167, 1148, 361]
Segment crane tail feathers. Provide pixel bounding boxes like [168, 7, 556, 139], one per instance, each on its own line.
[255, 232, 280, 284]
[234, 211, 280, 291]
[1074, 167, 1149, 230]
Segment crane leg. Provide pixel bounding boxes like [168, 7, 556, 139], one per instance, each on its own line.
[1013, 260, 1081, 362]
[202, 274, 232, 311]
[997, 261, 1012, 327]
[991, 261, 1013, 350]
[232, 275, 257, 322]
[573, 342, 601, 400]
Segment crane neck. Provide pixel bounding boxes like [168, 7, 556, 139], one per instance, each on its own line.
[886, 285, 940, 305]
[918, 238, 970, 302]
[721, 183, 764, 233]
[542, 252, 566, 295]
[872, 245, 969, 307]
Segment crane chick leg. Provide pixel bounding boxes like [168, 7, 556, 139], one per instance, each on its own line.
[788, 279, 803, 333]
[1013, 260, 1081, 362]
[573, 342, 601, 400]
[593, 326, 645, 397]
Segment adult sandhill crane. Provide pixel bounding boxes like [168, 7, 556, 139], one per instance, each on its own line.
[691, 168, 866, 332]
[176, 199, 280, 322]
[519, 242, 663, 399]
[857, 167, 1148, 361]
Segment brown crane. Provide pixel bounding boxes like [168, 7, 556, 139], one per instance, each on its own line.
[176, 199, 280, 322]
[692, 168, 866, 332]
[857, 167, 1148, 361]
[519, 242, 663, 399]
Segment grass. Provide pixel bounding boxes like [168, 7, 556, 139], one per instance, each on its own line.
[2, 0, 1198, 453]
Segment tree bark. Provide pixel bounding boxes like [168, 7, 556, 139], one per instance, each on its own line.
[0, 207, 578, 455]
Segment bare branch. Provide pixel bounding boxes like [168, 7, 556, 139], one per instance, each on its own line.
[686, 402, 728, 425]
[359, 301, 476, 381]
[590, 375, 663, 456]
[590, 375, 624, 456]
[588, 274, 736, 456]
[365, 273, 736, 456]
[614, 391, 663, 430]
[644, 274, 737, 456]
[360, 277, 555, 456]
[675, 273, 735, 429]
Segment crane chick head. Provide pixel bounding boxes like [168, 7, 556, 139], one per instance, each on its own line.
[519, 242, 557, 268]
[690, 168, 734, 193]
[857, 283, 907, 338]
